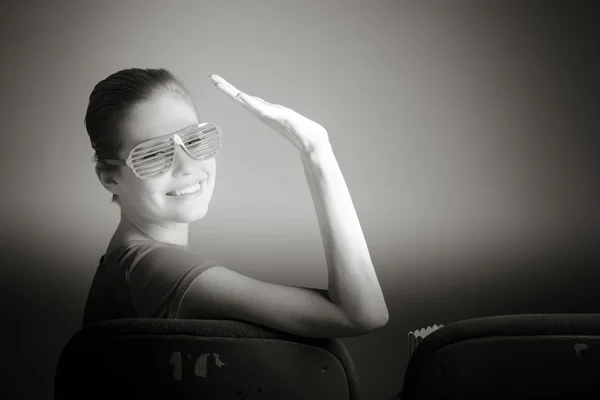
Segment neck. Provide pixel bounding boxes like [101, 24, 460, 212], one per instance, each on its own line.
[115, 211, 189, 247]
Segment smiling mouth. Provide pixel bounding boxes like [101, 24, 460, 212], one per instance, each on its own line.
[166, 181, 205, 196]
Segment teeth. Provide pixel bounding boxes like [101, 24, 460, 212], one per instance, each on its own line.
[169, 182, 201, 196]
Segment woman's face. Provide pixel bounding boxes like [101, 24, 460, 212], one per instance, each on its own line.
[112, 92, 216, 225]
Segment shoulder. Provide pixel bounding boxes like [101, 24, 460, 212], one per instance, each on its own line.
[119, 241, 220, 318]
[119, 240, 219, 280]
[132, 241, 217, 268]
[105, 240, 214, 266]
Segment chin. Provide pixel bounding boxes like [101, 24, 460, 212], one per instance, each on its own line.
[171, 205, 209, 223]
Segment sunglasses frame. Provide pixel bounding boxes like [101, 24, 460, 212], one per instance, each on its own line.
[102, 122, 222, 180]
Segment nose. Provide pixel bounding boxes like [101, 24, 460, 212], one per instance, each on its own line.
[170, 144, 198, 177]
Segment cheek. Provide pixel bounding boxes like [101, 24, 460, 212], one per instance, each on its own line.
[207, 159, 217, 178]
[131, 179, 168, 201]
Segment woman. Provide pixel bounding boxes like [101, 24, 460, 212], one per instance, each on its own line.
[82, 68, 388, 338]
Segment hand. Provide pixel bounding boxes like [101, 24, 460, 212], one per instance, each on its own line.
[208, 74, 330, 154]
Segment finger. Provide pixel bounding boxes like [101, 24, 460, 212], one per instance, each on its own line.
[207, 74, 249, 108]
[208, 74, 241, 99]
[252, 96, 282, 108]
[237, 92, 280, 119]
[208, 74, 279, 118]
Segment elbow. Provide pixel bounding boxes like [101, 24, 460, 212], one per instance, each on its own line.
[354, 308, 389, 333]
[371, 309, 390, 330]
[367, 300, 390, 330]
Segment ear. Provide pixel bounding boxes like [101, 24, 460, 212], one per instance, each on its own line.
[95, 166, 123, 197]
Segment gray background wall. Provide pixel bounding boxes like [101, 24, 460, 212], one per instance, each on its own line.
[1, 1, 598, 399]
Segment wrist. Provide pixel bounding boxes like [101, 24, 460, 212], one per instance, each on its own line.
[299, 141, 339, 182]
[299, 140, 333, 163]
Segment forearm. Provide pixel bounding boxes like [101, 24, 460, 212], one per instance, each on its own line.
[300, 143, 388, 327]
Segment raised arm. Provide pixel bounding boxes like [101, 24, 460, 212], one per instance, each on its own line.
[299, 141, 388, 329]
[177, 75, 388, 338]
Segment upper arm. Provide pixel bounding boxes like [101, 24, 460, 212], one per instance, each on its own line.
[177, 266, 386, 338]
[125, 245, 219, 319]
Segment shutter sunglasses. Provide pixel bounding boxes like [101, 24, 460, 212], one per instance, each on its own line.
[103, 122, 222, 180]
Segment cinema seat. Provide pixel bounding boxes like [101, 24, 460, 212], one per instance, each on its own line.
[54, 318, 362, 399]
[401, 313, 600, 400]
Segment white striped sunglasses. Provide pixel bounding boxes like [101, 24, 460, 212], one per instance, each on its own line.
[103, 122, 222, 180]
